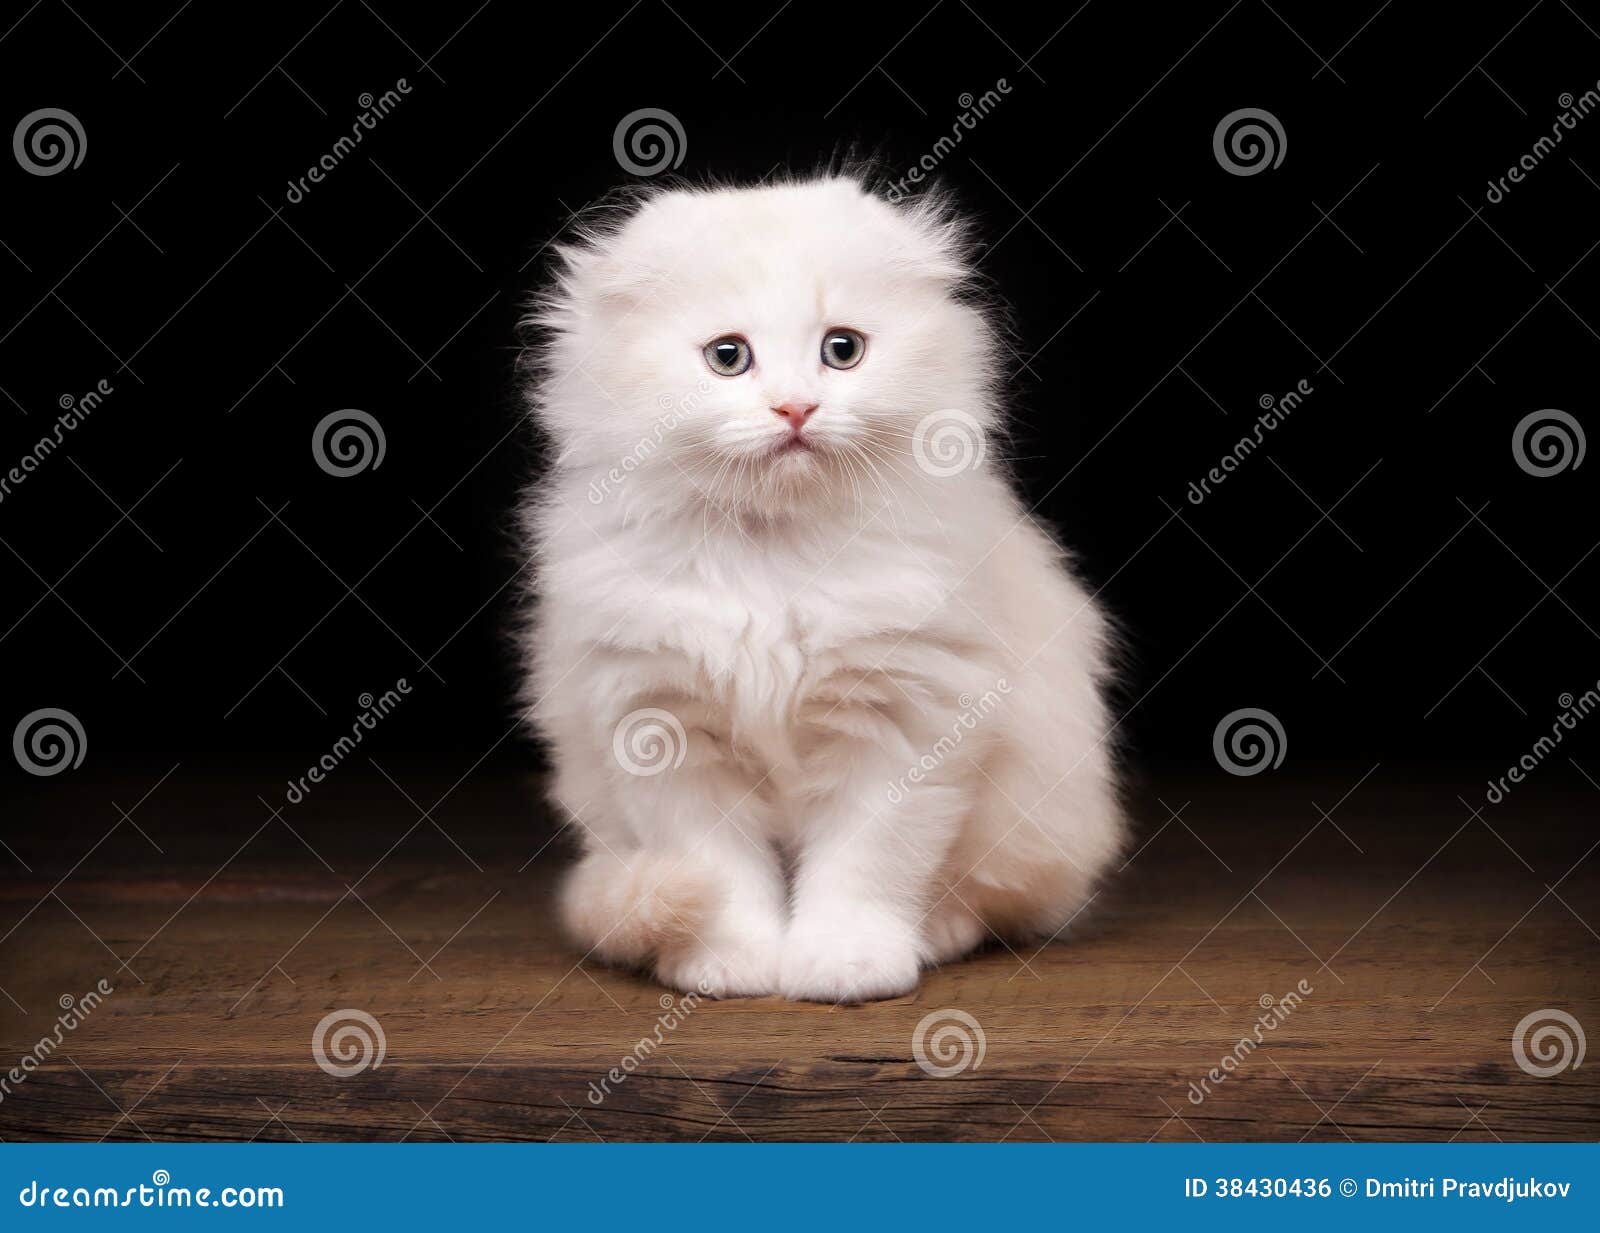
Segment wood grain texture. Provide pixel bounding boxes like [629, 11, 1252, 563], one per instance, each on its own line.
[1, 766, 1596, 1141]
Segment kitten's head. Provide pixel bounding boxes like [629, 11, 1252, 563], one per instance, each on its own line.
[527, 177, 999, 518]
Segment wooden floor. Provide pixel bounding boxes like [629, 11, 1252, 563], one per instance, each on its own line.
[1, 764, 1596, 1141]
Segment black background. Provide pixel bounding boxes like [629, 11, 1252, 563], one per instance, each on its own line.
[2, 0, 1597, 792]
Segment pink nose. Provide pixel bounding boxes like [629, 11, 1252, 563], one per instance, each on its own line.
[771, 401, 818, 427]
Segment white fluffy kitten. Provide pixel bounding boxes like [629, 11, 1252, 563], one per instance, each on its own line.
[520, 176, 1123, 1002]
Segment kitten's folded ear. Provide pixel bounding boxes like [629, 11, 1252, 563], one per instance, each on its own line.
[550, 241, 655, 307]
[548, 195, 689, 310]
[874, 188, 976, 287]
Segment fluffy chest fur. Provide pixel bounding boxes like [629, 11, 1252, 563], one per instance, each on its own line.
[536, 487, 986, 770]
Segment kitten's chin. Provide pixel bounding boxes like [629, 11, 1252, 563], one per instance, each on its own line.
[777, 441, 825, 466]
[757, 436, 824, 472]
[687, 438, 866, 520]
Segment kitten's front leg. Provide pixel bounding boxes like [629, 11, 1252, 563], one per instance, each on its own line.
[781, 759, 969, 1003]
[651, 809, 786, 998]
[614, 730, 787, 998]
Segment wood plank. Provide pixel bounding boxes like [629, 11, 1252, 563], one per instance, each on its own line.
[1, 768, 1595, 1140]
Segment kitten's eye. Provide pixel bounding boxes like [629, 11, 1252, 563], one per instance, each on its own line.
[704, 335, 752, 377]
[821, 328, 866, 370]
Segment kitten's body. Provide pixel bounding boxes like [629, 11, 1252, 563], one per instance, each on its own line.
[522, 177, 1123, 1001]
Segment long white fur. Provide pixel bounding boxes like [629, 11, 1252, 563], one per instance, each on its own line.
[520, 176, 1124, 1002]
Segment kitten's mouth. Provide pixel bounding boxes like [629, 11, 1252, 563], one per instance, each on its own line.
[772, 435, 816, 456]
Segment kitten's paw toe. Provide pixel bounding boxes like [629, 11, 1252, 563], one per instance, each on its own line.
[780, 926, 920, 1003]
[657, 937, 780, 999]
[921, 901, 987, 965]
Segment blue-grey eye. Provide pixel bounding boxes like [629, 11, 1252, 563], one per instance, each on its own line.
[821, 328, 866, 370]
[704, 335, 752, 376]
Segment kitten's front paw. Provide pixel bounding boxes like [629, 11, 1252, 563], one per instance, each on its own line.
[780, 921, 921, 1003]
[656, 936, 780, 999]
